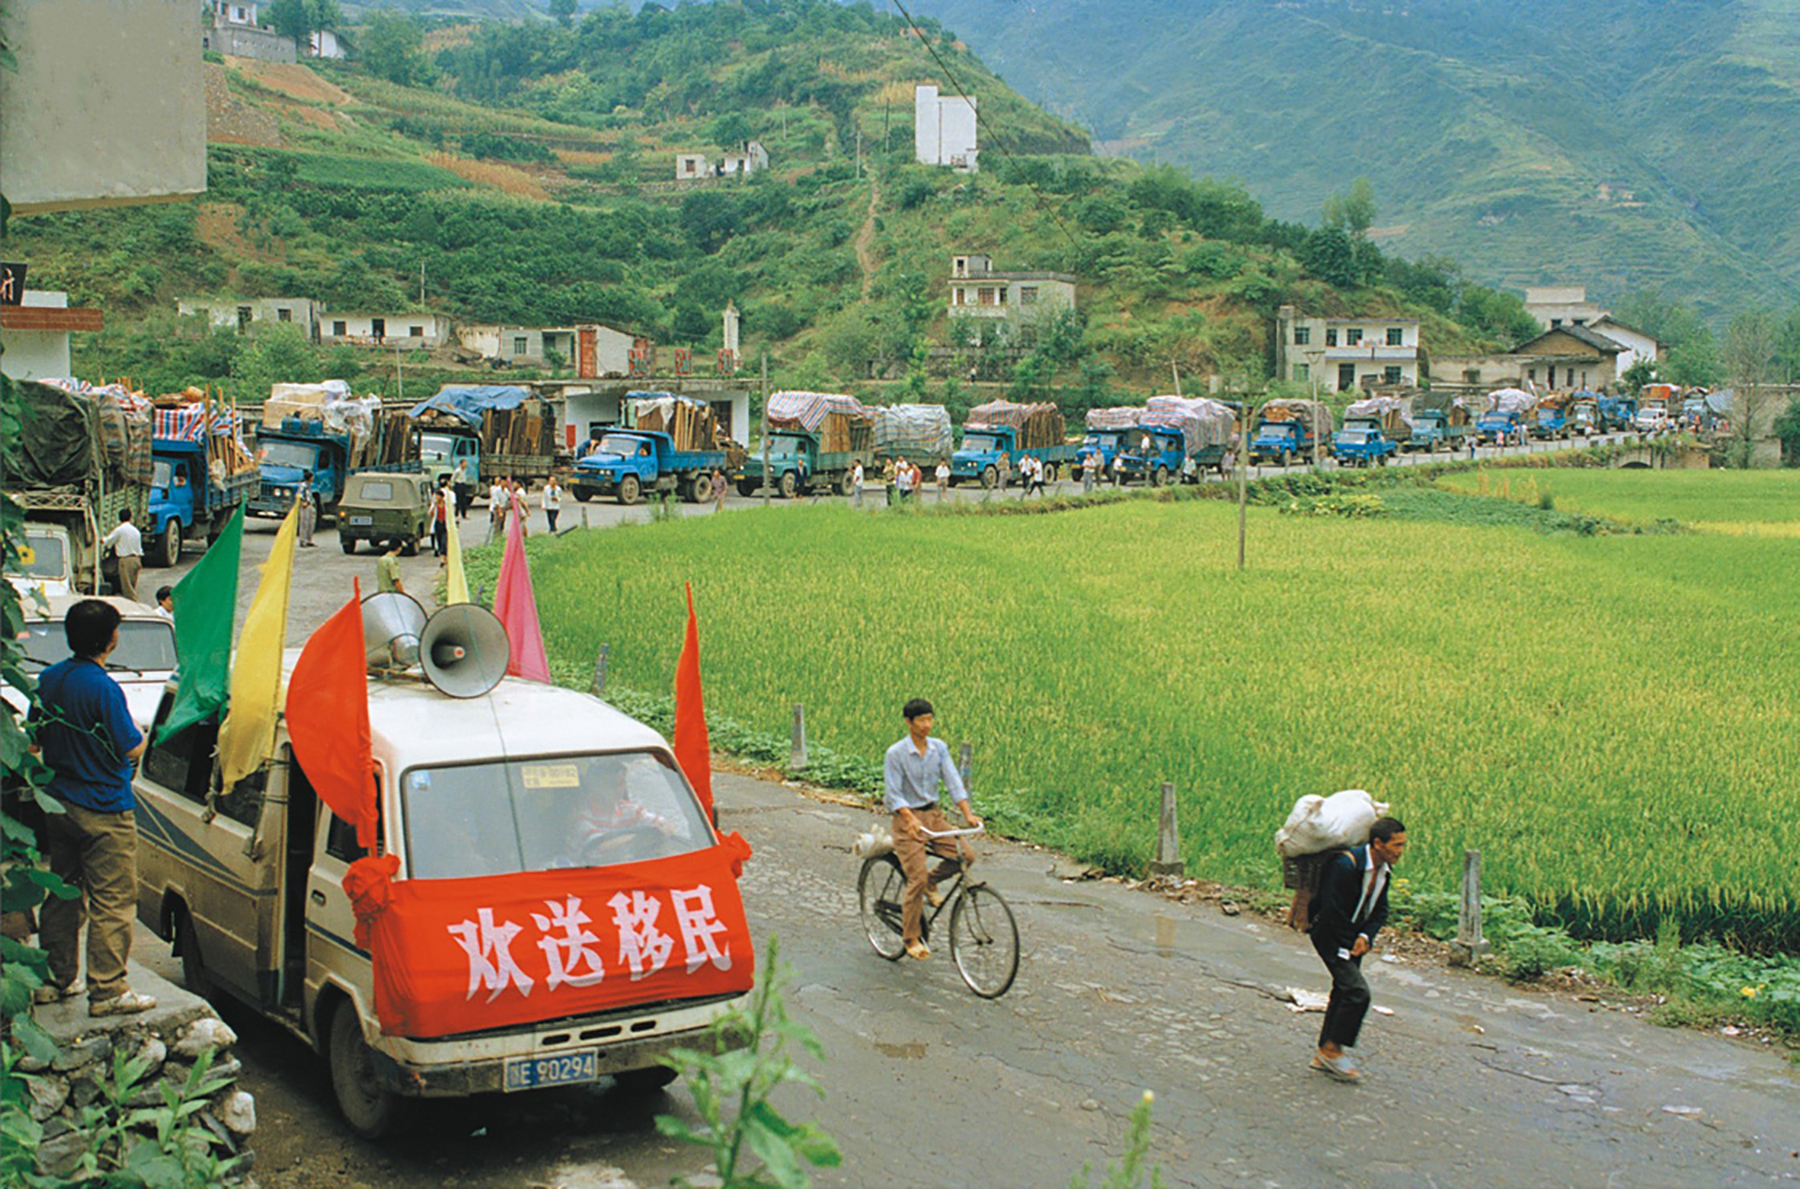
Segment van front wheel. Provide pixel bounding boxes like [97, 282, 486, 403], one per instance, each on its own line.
[329, 1002, 400, 1139]
[173, 907, 212, 1000]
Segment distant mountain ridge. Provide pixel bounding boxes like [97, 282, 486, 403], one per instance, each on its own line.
[904, 0, 1800, 319]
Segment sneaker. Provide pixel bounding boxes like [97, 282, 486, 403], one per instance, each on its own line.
[89, 989, 157, 1017]
[32, 980, 82, 1006]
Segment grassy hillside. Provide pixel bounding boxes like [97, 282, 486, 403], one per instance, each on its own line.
[909, 0, 1800, 322]
[8, 0, 1531, 404]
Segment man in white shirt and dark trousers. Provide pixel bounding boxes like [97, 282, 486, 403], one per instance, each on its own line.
[101, 509, 142, 602]
[883, 698, 981, 961]
[1307, 815, 1407, 1082]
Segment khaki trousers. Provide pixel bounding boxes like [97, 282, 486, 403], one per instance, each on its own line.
[41, 803, 139, 1000]
[116, 555, 142, 602]
[893, 806, 975, 944]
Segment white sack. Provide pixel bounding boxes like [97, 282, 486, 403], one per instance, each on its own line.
[1275, 789, 1389, 857]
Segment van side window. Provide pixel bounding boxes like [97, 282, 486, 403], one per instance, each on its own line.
[141, 698, 218, 805]
[214, 767, 267, 828]
[325, 813, 368, 863]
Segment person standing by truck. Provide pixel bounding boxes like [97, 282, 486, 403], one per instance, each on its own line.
[487, 478, 509, 545]
[296, 472, 317, 548]
[30, 599, 155, 1016]
[100, 509, 142, 602]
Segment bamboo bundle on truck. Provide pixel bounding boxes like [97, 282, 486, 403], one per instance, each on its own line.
[965, 400, 1064, 450]
[764, 391, 875, 453]
[1343, 394, 1414, 444]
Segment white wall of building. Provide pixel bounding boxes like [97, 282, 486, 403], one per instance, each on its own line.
[915, 85, 978, 170]
[1590, 317, 1658, 377]
[320, 313, 450, 348]
[0, 291, 72, 381]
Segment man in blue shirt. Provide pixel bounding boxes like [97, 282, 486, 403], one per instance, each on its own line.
[883, 698, 981, 961]
[29, 599, 156, 1016]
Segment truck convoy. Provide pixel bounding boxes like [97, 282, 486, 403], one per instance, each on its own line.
[1120, 394, 1238, 483]
[951, 400, 1076, 487]
[146, 400, 258, 567]
[251, 383, 415, 523]
[6, 379, 151, 597]
[1407, 400, 1472, 453]
[872, 403, 954, 475]
[735, 391, 873, 498]
[410, 385, 569, 507]
[1249, 399, 1332, 466]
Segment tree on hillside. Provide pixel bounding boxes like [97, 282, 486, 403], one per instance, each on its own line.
[1722, 307, 1778, 466]
[1322, 176, 1377, 238]
[269, 0, 341, 52]
[1776, 299, 1800, 385]
[709, 112, 753, 152]
[1664, 331, 1723, 388]
[360, 10, 432, 87]
[550, 0, 578, 28]
[1614, 289, 1709, 355]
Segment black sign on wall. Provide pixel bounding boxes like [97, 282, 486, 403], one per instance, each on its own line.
[0, 262, 25, 306]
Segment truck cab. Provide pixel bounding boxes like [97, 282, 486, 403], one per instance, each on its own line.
[1635, 403, 1669, 432]
[1250, 420, 1312, 466]
[133, 671, 753, 1138]
[1119, 427, 1186, 486]
[148, 449, 201, 566]
[1076, 429, 1133, 477]
[1532, 405, 1569, 440]
[1408, 409, 1466, 453]
[1330, 427, 1394, 467]
[418, 430, 480, 509]
[1475, 410, 1519, 444]
[253, 428, 340, 519]
[734, 429, 817, 499]
[951, 426, 1020, 487]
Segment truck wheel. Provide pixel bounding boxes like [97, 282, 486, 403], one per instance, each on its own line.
[778, 471, 798, 500]
[981, 464, 997, 489]
[572, 487, 593, 504]
[340, 535, 357, 555]
[619, 475, 641, 505]
[328, 1001, 400, 1139]
[401, 536, 419, 557]
[690, 472, 713, 504]
[153, 519, 182, 568]
[1152, 466, 1168, 488]
[838, 471, 857, 497]
[737, 480, 759, 498]
[1042, 462, 1058, 483]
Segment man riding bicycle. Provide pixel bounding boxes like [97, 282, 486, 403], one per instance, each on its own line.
[883, 698, 981, 961]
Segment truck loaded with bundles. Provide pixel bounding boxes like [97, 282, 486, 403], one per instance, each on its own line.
[965, 400, 1065, 450]
[1342, 394, 1414, 444]
[409, 384, 561, 492]
[1250, 397, 1332, 465]
[1275, 789, 1390, 932]
[1078, 405, 1146, 475]
[873, 404, 953, 465]
[1475, 387, 1537, 444]
[1407, 397, 1472, 453]
[629, 392, 739, 454]
[765, 391, 874, 453]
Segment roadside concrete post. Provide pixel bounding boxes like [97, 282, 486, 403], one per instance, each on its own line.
[1148, 782, 1184, 877]
[581, 506, 590, 530]
[957, 741, 972, 791]
[1451, 848, 1490, 966]
[790, 702, 807, 770]
[591, 643, 609, 696]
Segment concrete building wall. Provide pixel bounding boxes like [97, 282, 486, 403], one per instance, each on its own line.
[203, 24, 295, 62]
[1281, 313, 1422, 392]
[1590, 318, 1659, 377]
[1523, 285, 1607, 329]
[560, 383, 751, 449]
[176, 296, 319, 338]
[915, 84, 978, 170]
[0, 292, 73, 381]
[320, 313, 450, 348]
[1, 0, 207, 214]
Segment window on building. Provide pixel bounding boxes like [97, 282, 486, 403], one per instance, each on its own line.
[1550, 318, 1563, 328]
[1325, 328, 1338, 347]
[997, 287, 1007, 305]
[978, 287, 996, 306]
[409, 325, 424, 337]
[277, 308, 293, 323]
[1293, 326, 1311, 345]
[1294, 363, 1310, 382]
[332, 321, 347, 336]
[1384, 366, 1403, 385]
[1020, 287, 1039, 306]
[954, 257, 968, 278]
[1346, 327, 1363, 346]
[1528, 368, 1538, 381]
[1572, 318, 1586, 326]
[953, 288, 964, 306]
[514, 337, 529, 354]
[1386, 326, 1403, 346]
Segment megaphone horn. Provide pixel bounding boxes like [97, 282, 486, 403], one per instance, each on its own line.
[360, 591, 427, 671]
[419, 604, 510, 699]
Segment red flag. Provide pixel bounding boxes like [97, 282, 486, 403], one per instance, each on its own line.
[287, 580, 378, 848]
[494, 491, 550, 682]
[672, 582, 713, 818]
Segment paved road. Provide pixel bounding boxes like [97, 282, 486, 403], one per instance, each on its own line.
[137, 772, 1800, 1188]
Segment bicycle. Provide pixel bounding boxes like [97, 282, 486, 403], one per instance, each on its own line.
[857, 823, 1019, 998]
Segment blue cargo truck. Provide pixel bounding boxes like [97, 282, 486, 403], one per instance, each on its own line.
[1406, 407, 1471, 453]
[1330, 427, 1397, 467]
[571, 430, 724, 505]
[950, 425, 1078, 487]
[147, 437, 257, 567]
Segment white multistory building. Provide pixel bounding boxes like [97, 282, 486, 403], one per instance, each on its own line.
[915, 85, 978, 171]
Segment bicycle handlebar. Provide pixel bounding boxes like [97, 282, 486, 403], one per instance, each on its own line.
[916, 823, 985, 839]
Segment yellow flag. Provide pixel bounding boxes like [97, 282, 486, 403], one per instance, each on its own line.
[218, 503, 299, 789]
[444, 504, 469, 604]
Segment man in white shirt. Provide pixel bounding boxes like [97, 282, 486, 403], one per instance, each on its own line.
[101, 509, 143, 602]
[883, 698, 981, 960]
[934, 461, 950, 502]
[488, 479, 509, 544]
[541, 477, 562, 533]
[851, 461, 865, 507]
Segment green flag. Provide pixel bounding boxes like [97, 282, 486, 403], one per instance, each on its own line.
[160, 506, 245, 738]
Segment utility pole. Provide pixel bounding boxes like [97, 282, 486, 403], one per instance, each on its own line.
[419, 260, 426, 308]
[1237, 402, 1248, 570]
[760, 352, 771, 508]
[1170, 361, 1182, 397]
[395, 339, 404, 403]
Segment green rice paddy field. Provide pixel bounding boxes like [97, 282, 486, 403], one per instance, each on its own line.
[525, 471, 1800, 949]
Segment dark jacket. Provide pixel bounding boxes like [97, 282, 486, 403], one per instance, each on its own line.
[1308, 844, 1390, 953]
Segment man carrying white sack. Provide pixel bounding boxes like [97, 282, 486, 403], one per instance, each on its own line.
[1308, 815, 1408, 1082]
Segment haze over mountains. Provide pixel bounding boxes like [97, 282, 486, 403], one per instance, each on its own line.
[905, 0, 1800, 320]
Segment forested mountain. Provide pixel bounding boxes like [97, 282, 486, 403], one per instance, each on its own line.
[906, 0, 1800, 321]
[10, 0, 1545, 404]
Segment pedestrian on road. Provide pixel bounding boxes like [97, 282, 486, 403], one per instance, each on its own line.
[29, 599, 155, 1016]
[430, 482, 451, 561]
[1083, 451, 1098, 493]
[1027, 455, 1046, 499]
[152, 586, 174, 621]
[451, 459, 471, 519]
[883, 698, 981, 962]
[542, 476, 563, 533]
[712, 465, 727, 514]
[1111, 453, 1125, 486]
[882, 457, 898, 506]
[377, 540, 406, 596]
[852, 460, 865, 507]
[1467, 435, 1477, 461]
[488, 479, 509, 545]
[935, 461, 950, 502]
[101, 509, 142, 602]
[296, 473, 317, 548]
[1308, 815, 1407, 1082]
[895, 457, 914, 503]
[996, 453, 1011, 494]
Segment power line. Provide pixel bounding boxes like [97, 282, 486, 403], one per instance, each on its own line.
[887, 0, 1086, 257]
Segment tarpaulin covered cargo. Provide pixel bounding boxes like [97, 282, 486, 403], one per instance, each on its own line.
[33, 378, 154, 488]
[1255, 398, 1333, 436]
[9, 379, 152, 490]
[767, 391, 874, 452]
[265, 380, 354, 428]
[151, 399, 258, 477]
[1484, 388, 1537, 415]
[874, 404, 953, 460]
[966, 400, 1064, 450]
[407, 384, 533, 428]
[1143, 394, 1237, 453]
[1085, 406, 1146, 430]
[628, 391, 732, 453]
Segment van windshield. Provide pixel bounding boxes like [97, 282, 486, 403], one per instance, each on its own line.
[400, 751, 712, 879]
[18, 620, 177, 673]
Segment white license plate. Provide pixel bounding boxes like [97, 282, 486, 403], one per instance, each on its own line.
[503, 1049, 598, 1092]
[348, 516, 373, 526]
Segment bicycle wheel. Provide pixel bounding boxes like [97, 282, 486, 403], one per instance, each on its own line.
[858, 856, 907, 961]
[949, 884, 1019, 998]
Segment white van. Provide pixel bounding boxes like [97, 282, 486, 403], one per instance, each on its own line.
[133, 666, 751, 1137]
[4, 596, 176, 729]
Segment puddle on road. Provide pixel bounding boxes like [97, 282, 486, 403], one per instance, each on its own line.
[875, 1041, 927, 1059]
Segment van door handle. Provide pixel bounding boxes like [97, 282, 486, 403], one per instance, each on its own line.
[309, 890, 327, 906]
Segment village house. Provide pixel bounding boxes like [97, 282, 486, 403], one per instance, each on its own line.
[457, 323, 636, 377]
[674, 141, 768, 181]
[199, 0, 295, 63]
[177, 296, 321, 340]
[945, 253, 1076, 321]
[1435, 324, 1624, 393]
[915, 84, 978, 171]
[320, 312, 452, 349]
[1523, 284, 1661, 376]
[1, 289, 105, 381]
[1275, 306, 1421, 392]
